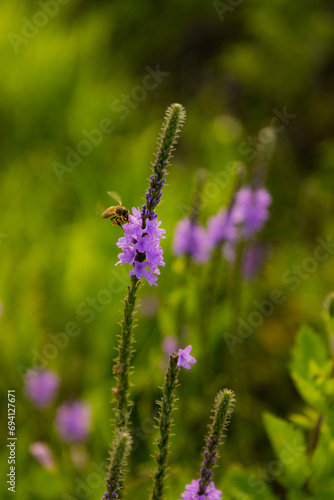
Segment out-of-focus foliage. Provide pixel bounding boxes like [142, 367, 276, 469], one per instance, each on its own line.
[1, 0, 334, 499]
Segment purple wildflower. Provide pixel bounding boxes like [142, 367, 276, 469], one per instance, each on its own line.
[24, 369, 60, 409]
[177, 345, 196, 369]
[180, 479, 222, 500]
[173, 217, 209, 263]
[116, 207, 166, 286]
[231, 187, 272, 238]
[55, 400, 92, 443]
[29, 442, 56, 471]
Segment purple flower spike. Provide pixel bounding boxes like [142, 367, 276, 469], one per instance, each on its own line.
[116, 207, 165, 286]
[24, 369, 60, 409]
[177, 345, 196, 369]
[231, 187, 272, 238]
[173, 217, 210, 264]
[180, 479, 222, 500]
[55, 400, 92, 443]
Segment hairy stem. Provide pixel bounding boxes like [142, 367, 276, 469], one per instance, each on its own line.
[150, 353, 180, 500]
[113, 276, 141, 430]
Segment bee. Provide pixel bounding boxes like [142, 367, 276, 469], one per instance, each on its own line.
[102, 191, 129, 227]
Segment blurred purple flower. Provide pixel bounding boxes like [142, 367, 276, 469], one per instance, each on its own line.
[173, 217, 209, 263]
[55, 400, 92, 443]
[116, 207, 165, 286]
[162, 335, 179, 355]
[207, 209, 237, 247]
[178, 345, 196, 369]
[24, 369, 60, 409]
[29, 442, 56, 471]
[242, 242, 269, 281]
[231, 187, 272, 238]
[180, 479, 222, 500]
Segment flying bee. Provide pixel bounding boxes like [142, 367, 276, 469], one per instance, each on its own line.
[102, 191, 130, 227]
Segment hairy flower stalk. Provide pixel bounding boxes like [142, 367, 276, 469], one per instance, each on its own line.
[141, 103, 186, 224]
[150, 352, 180, 500]
[198, 389, 235, 495]
[113, 276, 140, 429]
[179, 390, 235, 500]
[103, 105, 186, 499]
[113, 103, 186, 424]
[103, 431, 132, 500]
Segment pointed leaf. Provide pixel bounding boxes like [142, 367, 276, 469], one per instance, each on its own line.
[263, 412, 310, 490]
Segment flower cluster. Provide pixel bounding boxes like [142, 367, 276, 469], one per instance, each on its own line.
[180, 479, 222, 500]
[173, 186, 272, 266]
[231, 186, 272, 238]
[116, 207, 165, 286]
[173, 217, 209, 263]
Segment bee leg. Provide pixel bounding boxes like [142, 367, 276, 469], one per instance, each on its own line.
[116, 220, 123, 228]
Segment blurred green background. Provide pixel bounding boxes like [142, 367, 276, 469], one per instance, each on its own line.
[1, 0, 334, 499]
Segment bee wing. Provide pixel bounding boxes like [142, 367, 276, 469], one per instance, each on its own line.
[107, 191, 122, 205]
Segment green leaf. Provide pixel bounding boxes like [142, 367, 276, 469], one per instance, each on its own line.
[288, 412, 314, 431]
[291, 325, 328, 380]
[263, 413, 310, 490]
[290, 373, 327, 413]
[290, 324, 330, 412]
[310, 418, 334, 491]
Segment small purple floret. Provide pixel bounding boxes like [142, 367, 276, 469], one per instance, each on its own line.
[177, 345, 196, 369]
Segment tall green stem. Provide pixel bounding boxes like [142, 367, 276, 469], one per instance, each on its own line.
[113, 276, 140, 430]
[149, 353, 180, 500]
